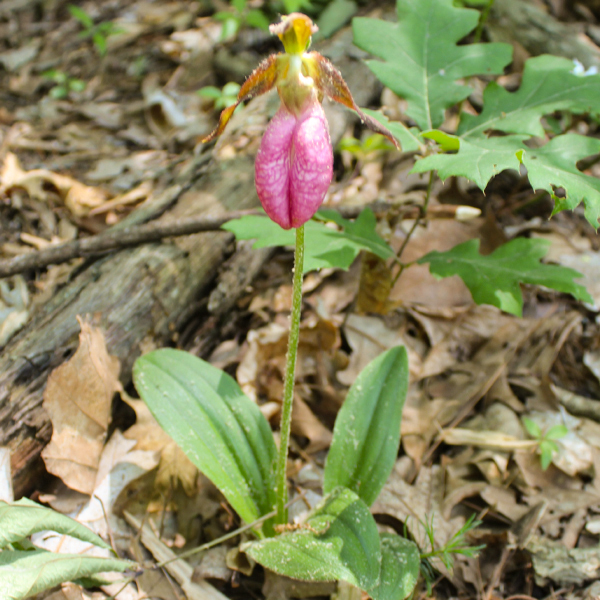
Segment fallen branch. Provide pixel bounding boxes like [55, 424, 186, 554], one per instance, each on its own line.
[0, 203, 479, 279]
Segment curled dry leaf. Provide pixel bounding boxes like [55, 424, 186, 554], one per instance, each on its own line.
[0, 152, 109, 217]
[41, 317, 121, 495]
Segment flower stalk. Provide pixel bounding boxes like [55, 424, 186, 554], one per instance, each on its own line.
[275, 223, 304, 524]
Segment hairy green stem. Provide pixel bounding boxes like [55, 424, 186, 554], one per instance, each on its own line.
[275, 224, 305, 524]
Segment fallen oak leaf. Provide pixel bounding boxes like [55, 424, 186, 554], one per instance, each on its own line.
[41, 316, 121, 495]
[0, 152, 109, 217]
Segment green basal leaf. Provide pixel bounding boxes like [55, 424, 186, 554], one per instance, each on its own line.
[0, 498, 112, 551]
[412, 130, 525, 189]
[459, 55, 600, 139]
[222, 210, 394, 273]
[518, 134, 600, 229]
[353, 0, 512, 130]
[369, 533, 420, 600]
[133, 349, 277, 534]
[0, 550, 133, 600]
[361, 109, 423, 153]
[419, 238, 592, 316]
[324, 347, 409, 507]
[242, 487, 381, 591]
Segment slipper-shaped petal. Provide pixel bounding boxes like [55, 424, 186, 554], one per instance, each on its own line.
[255, 101, 333, 229]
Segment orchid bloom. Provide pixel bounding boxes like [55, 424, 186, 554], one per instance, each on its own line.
[203, 13, 398, 229]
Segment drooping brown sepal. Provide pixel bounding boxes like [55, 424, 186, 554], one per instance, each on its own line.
[202, 54, 280, 143]
[306, 52, 400, 150]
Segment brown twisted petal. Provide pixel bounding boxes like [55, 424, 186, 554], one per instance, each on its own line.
[305, 52, 401, 150]
[202, 54, 280, 143]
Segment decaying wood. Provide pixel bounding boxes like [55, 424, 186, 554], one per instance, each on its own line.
[0, 28, 385, 497]
[0, 204, 477, 278]
[488, 0, 600, 67]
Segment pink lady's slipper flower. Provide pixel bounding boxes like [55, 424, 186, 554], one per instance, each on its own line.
[203, 13, 398, 229]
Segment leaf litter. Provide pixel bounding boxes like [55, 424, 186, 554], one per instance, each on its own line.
[3, 1, 600, 599]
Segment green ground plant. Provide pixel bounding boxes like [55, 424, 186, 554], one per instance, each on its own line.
[42, 69, 85, 99]
[522, 417, 569, 470]
[68, 5, 122, 57]
[2, 0, 598, 597]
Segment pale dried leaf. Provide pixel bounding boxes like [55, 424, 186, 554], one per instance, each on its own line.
[41, 317, 121, 495]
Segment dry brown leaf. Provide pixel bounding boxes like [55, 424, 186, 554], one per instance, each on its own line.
[291, 395, 332, 453]
[372, 463, 465, 551]
[389, 219, 481, 308]
[41, 317, 121, 495]
[0, 152, 109, 216]
[339, 314, 423, 385]
[123, 397, 197, 495]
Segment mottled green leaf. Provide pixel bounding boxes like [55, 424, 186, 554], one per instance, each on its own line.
[243, 488, 381, 590]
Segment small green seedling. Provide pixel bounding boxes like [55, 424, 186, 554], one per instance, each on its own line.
[198, 82, 242, 110]
[68, 5, 122, 56]
[522, 417, 568, 470]
[214, 0, 270, 40]
[338, 133, 395, 162]
[420, 513, 484, 572]
[42, 69, 86, 99]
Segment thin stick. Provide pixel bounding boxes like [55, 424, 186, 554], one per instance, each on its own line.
[0, 203, 479, 279]
[275, 224, 304, 525]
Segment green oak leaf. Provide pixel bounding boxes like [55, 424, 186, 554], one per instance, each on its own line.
[222, 210, 394, 273]
[459, 55, 600, 139]
[419, 238, 592, 316]
[412, 130, 525, 189]
[518, 133, 600, 229]
[353, 0, 512, 131]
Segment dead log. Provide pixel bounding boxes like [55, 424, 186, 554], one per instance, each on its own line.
[0, 29, 384, 497]
[488, 0, 600, 67]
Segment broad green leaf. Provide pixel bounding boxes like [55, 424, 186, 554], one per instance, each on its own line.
[242, 487, 381, 590]
[0, 549, 133, 600]
[324, 347, 409, 507]
[222, 210, 394, 273]
[412, 130, 525, 189]
[459, 55, 600, 139]
[361, 109, 423, 153]
[369, 534, 420, 600]
[419, 238, 592, 316]
[518, 134, 600, 229]
[353, 0, 512, 130]
[0, 499, 112, 551]
[133, 349, 277, 533]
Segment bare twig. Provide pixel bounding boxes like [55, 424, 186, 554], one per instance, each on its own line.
[0, 202, 479, 278]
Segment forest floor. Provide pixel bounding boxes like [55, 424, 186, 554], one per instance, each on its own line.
[2, 1, 600, 599]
